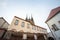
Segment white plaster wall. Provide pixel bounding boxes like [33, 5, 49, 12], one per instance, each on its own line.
[47, 12, 60, 40]
[47, 32, 53, 37]
[55, 30, 60, 40]
[47, 13, 60, 29]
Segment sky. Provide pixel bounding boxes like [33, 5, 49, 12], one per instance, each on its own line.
[0, 0, 60, 32]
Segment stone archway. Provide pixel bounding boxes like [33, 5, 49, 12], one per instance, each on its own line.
[48, 37, 54, 40]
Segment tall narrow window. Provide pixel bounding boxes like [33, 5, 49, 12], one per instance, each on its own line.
[14, 20, 19, 25]
[52, 24, 59, 31]
[21, 22, 25, 27]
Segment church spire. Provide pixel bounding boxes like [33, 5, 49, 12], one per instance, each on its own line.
[31, 14, 35, 25]
[25, 14, 35, 25]
[31, 14, 33, 21]
[25, 14, 28, 21]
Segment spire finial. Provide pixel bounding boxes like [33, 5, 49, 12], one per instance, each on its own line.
[25, 14, 28, 21]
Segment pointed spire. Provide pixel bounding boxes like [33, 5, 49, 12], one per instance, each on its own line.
[25, 14, 28, 21]
[25, 14, 35, 25]
[31, 14, 35, 25]
[31, 14, 33, 21]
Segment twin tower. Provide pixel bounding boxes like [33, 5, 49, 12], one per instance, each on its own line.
[25, 15, 35, 25]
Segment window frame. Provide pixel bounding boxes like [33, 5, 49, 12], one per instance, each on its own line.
[52, 24, 59, 31]
[14, 19, 19, 25]
[21, 22, 25, 27]
[32, 26, 36, 30]
[27, 23, 30, 29]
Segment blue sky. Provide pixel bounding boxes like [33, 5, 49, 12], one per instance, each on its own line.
[0, 0, 60, 32]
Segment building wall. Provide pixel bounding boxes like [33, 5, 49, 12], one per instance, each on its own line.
[46, 12, 60, 40]
[0, 18, 5, 27]
[8, 16, 47, 34]
[47, 32, 53, 38]
[0, 17, 9, 38]
[0, 18, 9, 29]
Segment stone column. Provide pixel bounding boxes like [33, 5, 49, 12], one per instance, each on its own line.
[23, 34, 27, 40]
[43, 35, 47, 40]
[34, 34, 37, 40]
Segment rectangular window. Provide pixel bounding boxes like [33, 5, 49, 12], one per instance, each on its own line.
[32, 26, 36, 30]
[27, 23, 30, 29]
[58, 21, 60, 24]
[21, 22, 25, 27]
[52, 24, 59, 31]
[14, 20, 19, 25]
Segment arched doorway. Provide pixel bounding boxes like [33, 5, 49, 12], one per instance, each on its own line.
[48, 37, 54, 40]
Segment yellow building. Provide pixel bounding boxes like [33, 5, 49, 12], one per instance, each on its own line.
[5, 16, 47, 40]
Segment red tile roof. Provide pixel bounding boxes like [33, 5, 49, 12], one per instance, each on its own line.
[45, 7, 60, 22]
